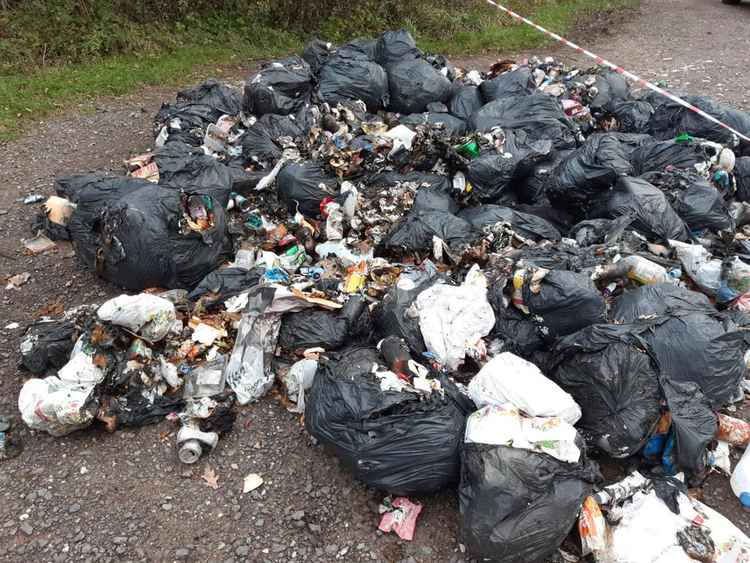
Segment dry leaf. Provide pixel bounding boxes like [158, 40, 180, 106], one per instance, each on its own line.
[202, 465, 220, 490]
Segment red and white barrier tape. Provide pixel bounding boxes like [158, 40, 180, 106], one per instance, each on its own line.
[482, 0, 750, 143]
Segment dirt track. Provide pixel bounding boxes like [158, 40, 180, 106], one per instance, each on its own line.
[2, 0, 750, 561]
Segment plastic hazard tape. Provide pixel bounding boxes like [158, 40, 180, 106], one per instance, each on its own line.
[482, 0, 750, 143]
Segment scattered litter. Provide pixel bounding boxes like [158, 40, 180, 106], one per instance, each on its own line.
[378, 497, 423, 541]
[13, 26, 750, 559]
[22, 234, 56, 254]
[242, 473, 264, 494]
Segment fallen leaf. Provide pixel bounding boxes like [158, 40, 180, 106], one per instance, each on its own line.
[202, 465, 220, 490]
[37, 300, 65, 316]
[6, 272, 31, 289]
[243, 473, 263, 494]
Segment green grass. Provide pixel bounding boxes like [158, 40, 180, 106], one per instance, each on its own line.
[0, 0, 638, 143]
[417, 0, 639, 54]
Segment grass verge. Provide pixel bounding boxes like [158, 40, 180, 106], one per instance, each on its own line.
[0, 0, 638, 143]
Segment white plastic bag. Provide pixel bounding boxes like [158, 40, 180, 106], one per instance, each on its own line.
[468, 352, 581, 424]
[18, 336, 106, 436]
[464, 404, 581, 463]
[607, 488, 750, 563]
[415, 265, 495, 370]
[282, 359, 318, 413]
[97, 293, 176, 341]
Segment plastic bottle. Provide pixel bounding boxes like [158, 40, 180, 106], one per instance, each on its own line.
[730, 447, 750, 509]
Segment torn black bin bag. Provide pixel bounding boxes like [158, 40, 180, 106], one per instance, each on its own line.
[518, 269, 607, 337]
[612, 283, 746, 407]
[372, 269, 439, 356]
[152, 141, 233, 205]
[465, 134, 553, 204]
[469, 93, 578, 150]
[379, 210, 478, 254]
[630, 138, 712, 176]
[240, 114, 304, 169]
[661, 378, 717, 475]
[278, 296, 372, 352]
[458, 205, 561, 241]
[734, 156, 750, 202]
[400, 112, 467, 137]
[188, 266, 265, 305]
[277, 161, 339, 217]
[64, 175, 154, 270]
[374, 29, 420, 66]
[511, 149, 569, 205]
[459, 442, 599, 563]
[176, 79, 241, 116]
[302, 38, 333, 75]
[153, 102, 220, 146]
[673, 179, 734, 232]
[104, 392, 186, 428]
[479, 67, 535, 103]
[19, 313, 87, 374]
[551, 324, 662, 458]
[649, 95, 736, 146]
[305, 346, 472, 495]
[449, 84, 484, 122]
[243, 56, 313, 116]
[589, 71, 630, 112]
[589, 176, 689, 242]
[490, 304, 546, 359]
[611, 100, 654, 134]
[545, 132, 651, 214]
[318, 53, 389, 112]
[570, 219, 616, 246]
[88, 186, 228, 290]
[387, 58, 452, 115]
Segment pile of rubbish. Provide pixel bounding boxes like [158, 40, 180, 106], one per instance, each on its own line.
[16, 29, 750, 560]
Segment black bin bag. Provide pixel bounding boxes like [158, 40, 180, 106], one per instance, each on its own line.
[469, 93, 577, 150]
[152, 141, 233, 204]
[188, 267, 265, 306]
[735, 156, 750, 202]
[589, 176, 689, 242]
[176, 79, 241, 116]
[479, 67, 535, 103]
[277, 161, 339, 217]
[674, 178, 734, 232]
[546, 132, 650, 214]
[318, 53, 389, 112]
[387, 58, 452, 115]
[78, 186, 228, 290]
[305, 347, 473, 495]
[19, 307, 93, 374]
[243, 56, 313, 116]
[449, 84, 483, 122]
[516, 269, 606, 337]
[374, 29, 420, 66]
[458, 204, 561, 241]
[459, 442, 599, 563]
[612, 284, 746, 408]
[64, 174, 155, 272]
[551, 324, 662, 458]
[277, 295, 372, 352]
[379, 209, 478, 255]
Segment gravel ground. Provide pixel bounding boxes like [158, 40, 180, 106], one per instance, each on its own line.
[2, 1, 750, 561]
